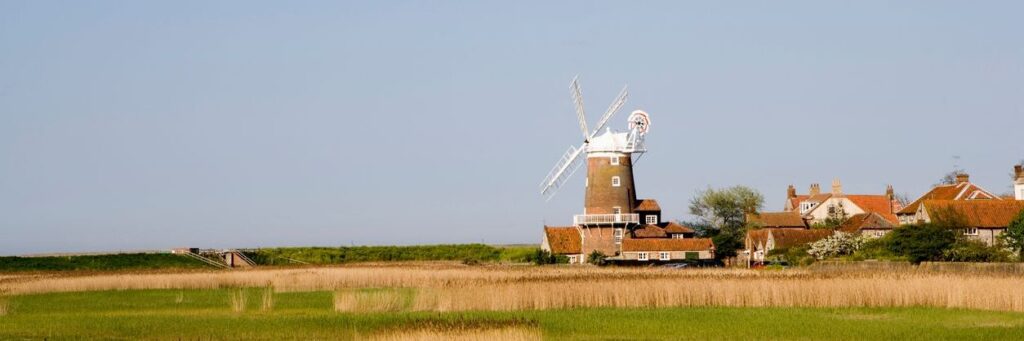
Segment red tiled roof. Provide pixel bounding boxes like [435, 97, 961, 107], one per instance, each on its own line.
[622, 238, 714, 252]
[769, 229, 834, 249]
[845, 195, 901, 224]
[898, 182, 999, 215]
[632, 224, 669, 238]
[838, 212, 895, 234]
[661, 222, 695, 234]
[787, 195, 809, 211]
[747, 212, 807, 228]
[543, 226, 581, 254]
[745, 229, 770, 249]
[921, 200, 1024, 228]
[635, 199, 661, 211]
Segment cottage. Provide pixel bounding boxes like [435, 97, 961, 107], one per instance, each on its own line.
[542, 226, 585, 264]
[837, 212, 896, 238]
[783, 180, 902, 225]
[743, 228, 833, 265]
[896, 172, 1000, 225]
[907, 200, 1024, 246]
[746, 211, 808, 229]
[620, 238, 714, 262]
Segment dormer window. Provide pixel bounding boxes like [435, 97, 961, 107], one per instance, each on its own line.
[800, 202, 813, 214]
[612, 176, 621, 187]
[645, 215, 658, 224]
[610, 156, 620, 165]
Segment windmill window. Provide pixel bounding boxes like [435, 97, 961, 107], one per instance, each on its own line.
[610, 156, 620, 165]
[612, 176, 621, 187]
[638, 252, 649, 261]
[613, 207, 622, 215]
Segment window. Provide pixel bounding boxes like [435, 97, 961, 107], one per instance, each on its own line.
[659, 252, 670, 261]
[645, 215, 658, 224]
[613, 207, 622, 215]
[964, 228, 979, 236]
[612, 176, 621, 187]
[614, 228, 623, 243]
[568, 255, 577, 264]
[638, 252, 649, 261]
[610, 156, 620, 165]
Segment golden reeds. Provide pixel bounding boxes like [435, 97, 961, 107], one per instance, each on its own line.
[5, 263, 1024, 313]
[335, 289, 407, 313]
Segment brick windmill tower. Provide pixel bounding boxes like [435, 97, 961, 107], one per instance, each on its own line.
[540, 77, 652, 256]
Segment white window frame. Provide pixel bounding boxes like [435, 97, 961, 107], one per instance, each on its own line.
[614, 228, 623, 243]
[963, 228, 979, 236]
[638, 252, 649, 261]
[610, 156, 620, 165]
[613, 207, 622, 215]
[612, 176, 621, 187]
[585, 178, 588, 187]
[568, 255, 577, 263]
[659, 252, 670, 261]
[645, 215, 658, 224]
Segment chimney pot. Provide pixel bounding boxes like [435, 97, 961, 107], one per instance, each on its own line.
[809, 183, 820, 196]
[831, 178, 842, 196]
[787, 185, 796, 199]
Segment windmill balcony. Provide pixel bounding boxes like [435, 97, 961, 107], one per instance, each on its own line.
[573, 213, 640, 225]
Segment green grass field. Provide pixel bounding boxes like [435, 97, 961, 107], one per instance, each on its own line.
[2, 289, 1024, 340]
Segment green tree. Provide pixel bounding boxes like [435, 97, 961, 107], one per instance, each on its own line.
[689, 186, 764, 260]
[1000, 209, 1024, 261]
[887, 224, 956, 264]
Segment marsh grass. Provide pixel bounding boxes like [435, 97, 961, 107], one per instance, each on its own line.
[174, 290, 184, 304]
[335, 288, 414, 313]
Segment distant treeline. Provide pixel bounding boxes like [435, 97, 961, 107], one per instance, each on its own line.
[245, 244, 537, 265]
[0, 253, 211, 272]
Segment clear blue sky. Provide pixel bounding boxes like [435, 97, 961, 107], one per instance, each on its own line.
[1, 1, 1022, 255]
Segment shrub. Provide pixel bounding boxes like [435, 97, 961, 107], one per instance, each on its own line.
[888, 224, 956, 264]
[850, 235, 901, 261]
[807, 232, 867, 260]
[587, 251, 607, 266]
[942, 239, 1013, 262]
[1000, 208, 1024, 261]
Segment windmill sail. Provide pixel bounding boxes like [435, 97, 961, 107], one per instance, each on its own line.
[540, 144, 586, 198]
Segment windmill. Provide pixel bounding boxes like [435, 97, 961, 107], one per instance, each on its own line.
[540, 76, 652, 215]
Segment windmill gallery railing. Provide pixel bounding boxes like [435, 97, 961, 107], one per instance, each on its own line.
[573, 213, 640, 225]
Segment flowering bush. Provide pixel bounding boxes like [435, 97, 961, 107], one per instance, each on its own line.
[807, 232, 868, 260]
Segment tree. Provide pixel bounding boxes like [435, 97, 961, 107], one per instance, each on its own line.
[689, 186, 764, 259]
[1000, 209, 1024, 261]
[887, 224, 956, 264]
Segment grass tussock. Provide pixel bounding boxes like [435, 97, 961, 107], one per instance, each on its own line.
[261, 286, 274, 312]
[230, 289, 247, 313]
[0, 289, 8, 316]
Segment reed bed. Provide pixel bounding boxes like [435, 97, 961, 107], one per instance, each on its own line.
[230, 289, 247, 313]
[409, 275, 1024, 312]
[5, 263, 1024, 313]
[0, 289, 8, 316]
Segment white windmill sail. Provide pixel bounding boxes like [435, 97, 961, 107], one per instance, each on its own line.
[539, 78, 630, 200]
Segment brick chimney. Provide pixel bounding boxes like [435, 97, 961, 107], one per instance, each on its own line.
[809, 183, 820, 196]
[831, 178, 842, 196]
[787, 185, 797, 199]
[1015, 165, 1023, 181]
[886, 184, 895, 213]
[956, 173, 970, 184]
